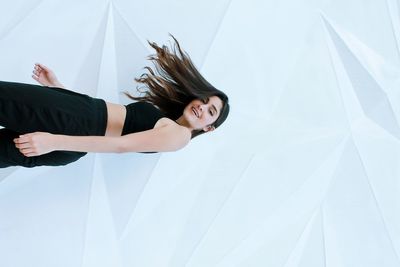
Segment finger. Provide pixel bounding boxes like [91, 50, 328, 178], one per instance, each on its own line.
[19, 133, 38, 138]
[34, 63, 42, 71]
[19, 148, 31, 155]
[20, 145, 34, 151]
[15, 143, 31, 149]
[22, 151, 36, 157]
[37, 63, 49, 71]
[18, 148, 33, 156]
[14, 136, 29, 143]
[15, 144, 33, 153]
[22, 146, 36, 154]
[32, 74, 39, 81]
[13, 138, 23, 144]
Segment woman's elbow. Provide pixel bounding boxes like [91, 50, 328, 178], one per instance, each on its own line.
[115, 138, 130, 153]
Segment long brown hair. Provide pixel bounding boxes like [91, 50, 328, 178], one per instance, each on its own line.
[123, 33, 230, 138]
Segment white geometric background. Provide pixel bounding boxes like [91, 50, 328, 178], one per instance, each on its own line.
[0, 0, 400, 266]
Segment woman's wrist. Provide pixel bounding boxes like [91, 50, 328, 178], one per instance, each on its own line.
[52, 134, 64, 151]
[50, 81, 65, 88]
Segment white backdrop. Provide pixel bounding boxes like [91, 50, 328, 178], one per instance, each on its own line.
[1, 0, 400, 266]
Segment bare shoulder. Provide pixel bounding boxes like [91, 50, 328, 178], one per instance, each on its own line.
[154, 117, 177, 128]
[154, 117, 191, 144]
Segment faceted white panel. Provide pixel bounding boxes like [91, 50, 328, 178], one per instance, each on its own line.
[0, 0, 399, 266]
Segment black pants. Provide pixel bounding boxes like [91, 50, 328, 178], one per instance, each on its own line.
[0, 80, 107, 168]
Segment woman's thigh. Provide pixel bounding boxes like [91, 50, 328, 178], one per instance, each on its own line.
[0, 128, 86, 168]
[0, 80, 107, 136]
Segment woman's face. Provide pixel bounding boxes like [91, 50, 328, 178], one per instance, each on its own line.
[181, 96, 223, 132]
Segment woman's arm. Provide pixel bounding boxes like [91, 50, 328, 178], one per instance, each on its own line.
[56, 124, 191, 153]
[56, 135, 122, 153]
[14, 124, 191, 157]
[14, 132, 121, 156]
[117, 123, 191, 153]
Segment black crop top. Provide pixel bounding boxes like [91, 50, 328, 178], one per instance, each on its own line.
[121, 101, 165, 135]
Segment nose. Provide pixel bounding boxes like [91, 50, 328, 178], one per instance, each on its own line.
[198, 103, 207, 115]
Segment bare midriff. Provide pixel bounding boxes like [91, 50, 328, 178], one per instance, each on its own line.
[104, 102, 126, 137]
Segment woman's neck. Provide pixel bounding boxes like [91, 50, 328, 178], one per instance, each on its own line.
[175, 116, 193, 131]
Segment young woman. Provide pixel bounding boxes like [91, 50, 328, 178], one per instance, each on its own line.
[0, 34, 230, 168]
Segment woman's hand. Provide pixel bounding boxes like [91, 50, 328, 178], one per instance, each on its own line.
[13, 132, 58, 157]
[31, 63, 64, 88]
